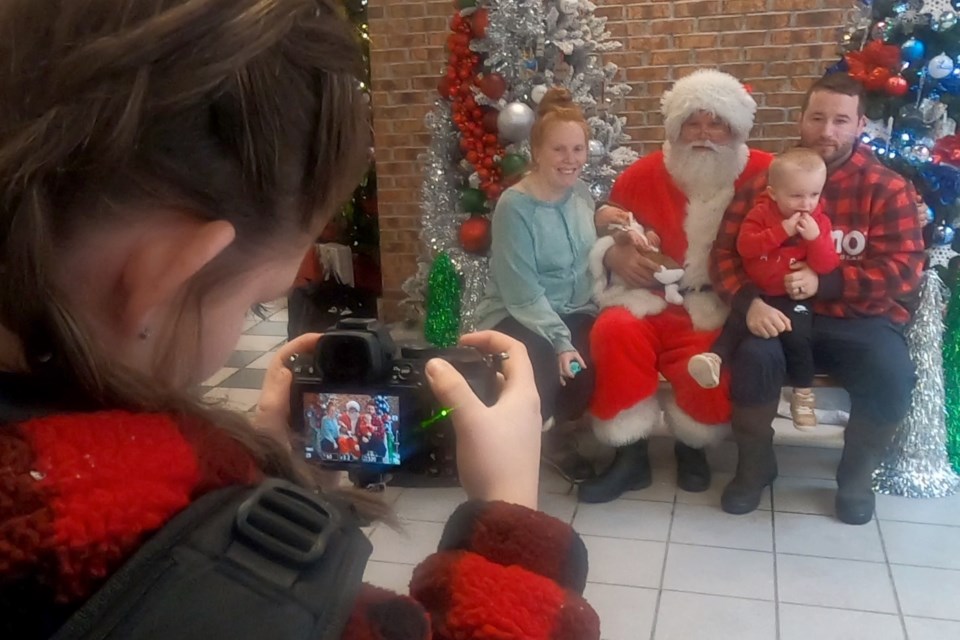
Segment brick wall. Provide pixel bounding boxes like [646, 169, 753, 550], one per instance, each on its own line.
[368, 0, 850, 321]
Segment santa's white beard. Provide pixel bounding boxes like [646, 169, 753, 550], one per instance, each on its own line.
[663, 140, 748, 199]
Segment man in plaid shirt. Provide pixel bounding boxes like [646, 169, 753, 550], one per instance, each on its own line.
[710, 73, 925, 525]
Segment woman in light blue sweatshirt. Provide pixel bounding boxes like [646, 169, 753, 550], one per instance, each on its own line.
[475, 88, 597, 480]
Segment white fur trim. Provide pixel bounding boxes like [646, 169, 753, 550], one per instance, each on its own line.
[599, 286, 668, 318]
[683, 291, 729, 330]
[661, 69, 757, 142]
[675, 145, 745, 330]
[592, 396, 661, 447]
[589, 235, 616, 290]
[663, 396, 730, 448]
[590, 234, 668, 319]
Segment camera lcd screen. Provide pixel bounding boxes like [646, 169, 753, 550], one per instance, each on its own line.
[301, 392, 401, 466]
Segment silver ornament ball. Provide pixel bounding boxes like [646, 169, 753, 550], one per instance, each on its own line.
[588, 139, 605, 160]
[497, 102, 536, 143]
[943, 9, 959, 30]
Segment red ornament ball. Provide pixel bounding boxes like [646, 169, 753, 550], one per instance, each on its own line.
[478, 73, 507, 100]
[864, 67, 891, 92]
[471, 9, 490, 38]
[459, 215, 492, 254]
[438, 76, 455, 99]
[886, 75, 909, 97]
[482, 108, 499, 134]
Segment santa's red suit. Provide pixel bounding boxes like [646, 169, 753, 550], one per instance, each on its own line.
[588, 71, 773, 449]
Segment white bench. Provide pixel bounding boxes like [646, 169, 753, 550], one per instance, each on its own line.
[650, 375, 846, 449]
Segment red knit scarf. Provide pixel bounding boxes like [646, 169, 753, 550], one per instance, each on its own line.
[0, 411, 261, 602]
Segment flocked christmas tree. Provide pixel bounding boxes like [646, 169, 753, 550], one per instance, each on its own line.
[837, 0, 960, 277]
[401, 0, 638, 340]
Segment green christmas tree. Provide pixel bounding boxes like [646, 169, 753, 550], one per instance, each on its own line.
[424, 252, 462, 347]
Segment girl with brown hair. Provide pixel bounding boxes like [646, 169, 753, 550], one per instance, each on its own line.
[0, 2, 598, 638]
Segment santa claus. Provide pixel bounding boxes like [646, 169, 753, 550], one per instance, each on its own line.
[579, 69, 773, 504]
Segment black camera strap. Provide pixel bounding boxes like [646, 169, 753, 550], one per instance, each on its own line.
[53, 479, 372, 640]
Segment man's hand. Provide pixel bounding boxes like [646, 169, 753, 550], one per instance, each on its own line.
[746, 298, 792, 338]
[784, 261, 819, 300]
[915, 194, 930, 227]
[603, 242, 660, 288]
[781, 212, 802, 237]
[644, 229, 661, 250]
[796, 213, 820, 241]
[626, 228, 653, 250]
[595, 205, 632, 232]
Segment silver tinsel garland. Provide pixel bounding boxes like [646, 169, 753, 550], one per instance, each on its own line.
[401, 104, 490, 326]
[402, 0, 638, 325]
[873, 270, 960, 498]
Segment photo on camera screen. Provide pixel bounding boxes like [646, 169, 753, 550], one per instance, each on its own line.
[302, 392, 401, 466]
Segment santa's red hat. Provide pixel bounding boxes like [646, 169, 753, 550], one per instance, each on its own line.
[661, 68, 757, 143]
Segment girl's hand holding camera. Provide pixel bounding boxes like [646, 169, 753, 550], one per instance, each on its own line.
[426, 331, 542, 510]
[256, 330, 543, 510]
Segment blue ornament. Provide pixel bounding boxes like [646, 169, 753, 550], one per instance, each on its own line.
[901, 38, 925, 62]
[933, 223, 956, 246]
[925, 204, 936, 225]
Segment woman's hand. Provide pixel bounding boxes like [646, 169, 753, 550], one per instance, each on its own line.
[557, 349, 586, 386]
[426, 331, 541, 510]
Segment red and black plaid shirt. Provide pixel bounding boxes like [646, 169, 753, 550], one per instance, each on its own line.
[711, 145, 925, 324]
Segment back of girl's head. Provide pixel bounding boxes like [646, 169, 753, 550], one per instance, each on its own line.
[0, 0, 367, 378]
[529, 87, 590, 152]
[0, 1, 379, 493]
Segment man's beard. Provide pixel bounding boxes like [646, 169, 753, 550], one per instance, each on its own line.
[663, 139, 747, 199]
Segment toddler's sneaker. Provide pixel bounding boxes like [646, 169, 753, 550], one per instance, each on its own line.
[688, 353, 721, 389]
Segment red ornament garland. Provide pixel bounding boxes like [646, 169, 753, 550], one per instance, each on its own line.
[845, 40, 902, 92]
[934, 135, 960, 167]
[437, 9, 507, 204]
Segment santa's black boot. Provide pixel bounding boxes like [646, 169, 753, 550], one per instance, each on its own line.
[835, 417, 898, 525]
[675, 441, 711, 492]
[721, 402, 779, 515]
[578, 439, 651, 503]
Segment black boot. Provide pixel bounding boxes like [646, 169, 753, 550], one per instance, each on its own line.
[721, 402, 779, 515]
[541, 429, 595, 484]
[675, 441, 711, 493]
[578, 439, 651, 503]
[835, 417, 898, 525]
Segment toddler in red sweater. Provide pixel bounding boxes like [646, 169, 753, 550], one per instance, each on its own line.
[690, 148, 840, 429]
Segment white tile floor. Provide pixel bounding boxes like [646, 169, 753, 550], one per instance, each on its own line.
[205, 307, 960, 640]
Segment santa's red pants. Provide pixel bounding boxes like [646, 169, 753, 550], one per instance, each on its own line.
[590, 305, 731, 435]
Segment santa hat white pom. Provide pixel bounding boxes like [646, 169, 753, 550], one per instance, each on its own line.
[661, 69, 756, 143]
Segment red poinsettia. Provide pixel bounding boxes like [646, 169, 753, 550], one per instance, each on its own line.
[845, 40, 903, 92]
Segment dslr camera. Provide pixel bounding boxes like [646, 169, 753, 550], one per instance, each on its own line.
[290, 318, 498, 476]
